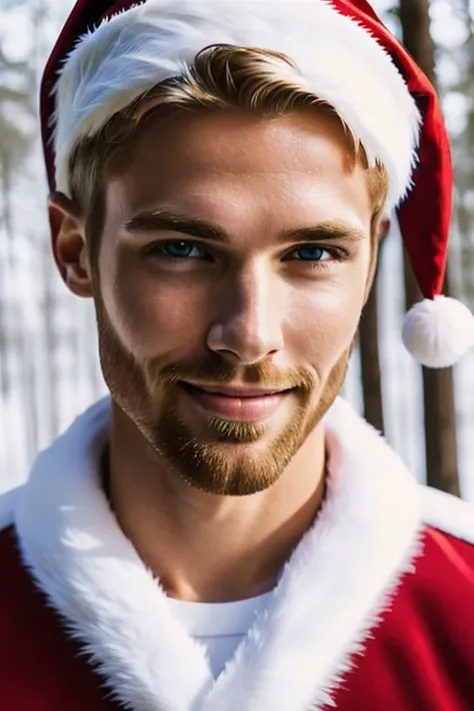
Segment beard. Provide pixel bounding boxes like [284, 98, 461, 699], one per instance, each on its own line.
[94, 293, 350, 496]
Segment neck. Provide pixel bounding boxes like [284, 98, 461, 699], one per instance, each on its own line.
[107, 402, 327, 603]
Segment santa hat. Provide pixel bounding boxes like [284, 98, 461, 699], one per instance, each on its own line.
[40, 0, 474, 368]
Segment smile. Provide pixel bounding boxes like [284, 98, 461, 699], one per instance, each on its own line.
[178, 382, 293, 421]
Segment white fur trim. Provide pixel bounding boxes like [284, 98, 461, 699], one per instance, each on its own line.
[421, 485, 474, 545]
[402, 295, 474, 368]
[14, 397, 423, 711]
[0, 486, 20, 532]
[53, 0, 420, 207]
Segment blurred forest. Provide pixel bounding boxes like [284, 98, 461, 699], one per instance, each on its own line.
[0, 0, 474, 499]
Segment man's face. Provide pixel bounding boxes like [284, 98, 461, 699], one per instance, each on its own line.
[90, 108, 378, 495]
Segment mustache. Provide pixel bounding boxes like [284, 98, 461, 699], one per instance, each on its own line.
[154, 355, 315, 393]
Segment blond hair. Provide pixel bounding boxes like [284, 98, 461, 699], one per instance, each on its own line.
[68, 45, 388, 257]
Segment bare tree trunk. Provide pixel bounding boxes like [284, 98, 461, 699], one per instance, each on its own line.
[399, 0, 460, 496]
[399, 0, 436, 85]
[359, 231, 387, 434]
[359, 280, 384, 433]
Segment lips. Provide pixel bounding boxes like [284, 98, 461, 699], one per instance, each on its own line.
[185, 383, 286, 397]
[179, 382, 292, 421]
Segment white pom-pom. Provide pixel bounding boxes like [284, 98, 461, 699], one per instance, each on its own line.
[402, 296, 474, 368]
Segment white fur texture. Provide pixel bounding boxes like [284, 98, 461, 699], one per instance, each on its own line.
[402, 295, 474, 368]
[53, 0, 421, 207]
[14, 396, 426, 711]
[421, 485, 474, 544]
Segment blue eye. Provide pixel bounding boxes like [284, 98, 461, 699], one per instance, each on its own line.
[292, 245, 329, 262]
[155, 241, 205, 259]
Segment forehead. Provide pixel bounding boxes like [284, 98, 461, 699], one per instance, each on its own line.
[106, 108, 373, 230]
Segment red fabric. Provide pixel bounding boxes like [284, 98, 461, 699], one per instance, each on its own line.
[332, 526, 474, 710]
[0, 527, 119, 711]
[0, 524, 473, 710]
[39, 0, 451, 302]
[329, 0, 452, 300]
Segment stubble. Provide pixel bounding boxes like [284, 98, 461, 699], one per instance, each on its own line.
[94, 291, 350, 496]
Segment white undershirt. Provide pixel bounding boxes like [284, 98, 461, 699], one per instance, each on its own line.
[166, 592, 272, 678]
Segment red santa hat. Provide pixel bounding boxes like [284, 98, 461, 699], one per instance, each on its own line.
[41, 0, 474, 368]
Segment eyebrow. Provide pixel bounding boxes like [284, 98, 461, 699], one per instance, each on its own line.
[123, 209, 366, 244]
[124, 209, 226, 242]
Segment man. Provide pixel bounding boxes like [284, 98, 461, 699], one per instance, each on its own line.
[0, 0, 473, 709]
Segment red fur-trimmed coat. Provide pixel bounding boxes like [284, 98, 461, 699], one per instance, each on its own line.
[0, 398, 473, 711]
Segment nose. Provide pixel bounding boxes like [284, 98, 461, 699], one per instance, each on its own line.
[206, 262, 284, 364]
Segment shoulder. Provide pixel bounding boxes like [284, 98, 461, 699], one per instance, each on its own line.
[337, 488, 474, 709]
[0, 486, 21, 532]
[0, 487, 31, 608]
[0, 487, 28, 595]
[363, 487, 474, 690]
[0, 488, 63, 665]
[410, 485, 474, 604]
[420, 484, 474, 554]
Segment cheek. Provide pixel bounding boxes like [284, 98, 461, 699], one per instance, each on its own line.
[286, 271, 368, 375]
[99, 253, 211, 359]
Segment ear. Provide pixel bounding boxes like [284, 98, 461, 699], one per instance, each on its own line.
[362, 215, 390, 305]
[48, 192, 93, 298]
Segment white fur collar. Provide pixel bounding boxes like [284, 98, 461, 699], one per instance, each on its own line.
[14, 397, 423, 711]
